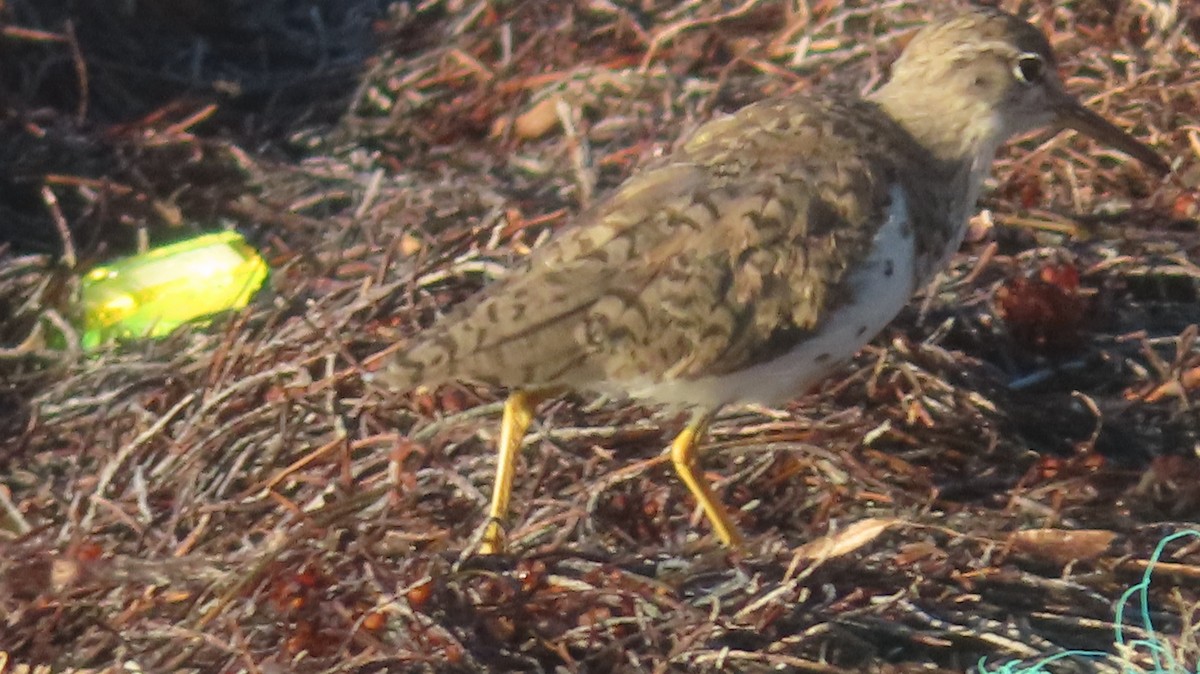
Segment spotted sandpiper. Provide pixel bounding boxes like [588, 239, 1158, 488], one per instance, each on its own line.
[380, 8, 1167, 553]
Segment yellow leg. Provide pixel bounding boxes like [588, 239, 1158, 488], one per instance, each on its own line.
[479, 390, 540, 554]
[670, 409, 744, 549]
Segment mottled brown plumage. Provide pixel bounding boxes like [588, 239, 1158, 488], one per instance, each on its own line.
[379, 8, 1166, 553]
[387, 98, 957, 398]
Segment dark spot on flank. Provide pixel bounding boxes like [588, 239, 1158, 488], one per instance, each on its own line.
[667, 211, 702, 231]
[694, 193, 721, 221]
[586, 248, 611, 264]
[699, 323, 728, 343]
[745, 210, 782, 231]
[884, 260, 894, 277]
[815, 352, 831, 363]
[856, 325, 868, 337]
[470, 326, 488, 351]
[608, 326, 637, 344]
[805, 198, 844, 236]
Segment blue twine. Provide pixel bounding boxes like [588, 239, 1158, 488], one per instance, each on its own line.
[979, 529, 1199, 674]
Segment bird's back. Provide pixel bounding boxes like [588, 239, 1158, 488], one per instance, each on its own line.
[384, 92, 961, 406]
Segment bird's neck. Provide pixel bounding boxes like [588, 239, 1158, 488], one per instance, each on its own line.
[868, 80, 1006, 189]
[869, 81, 1007, 280]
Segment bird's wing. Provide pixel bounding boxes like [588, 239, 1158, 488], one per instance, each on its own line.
[384, 96, 906, 392]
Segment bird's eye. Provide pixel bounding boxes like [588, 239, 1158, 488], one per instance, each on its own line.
[1013, 53, 1044, 84]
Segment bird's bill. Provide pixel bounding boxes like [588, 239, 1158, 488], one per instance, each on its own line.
[1052, 93, 1170, 174]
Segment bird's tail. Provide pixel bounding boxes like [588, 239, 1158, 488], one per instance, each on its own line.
[365, 335, 455, 391]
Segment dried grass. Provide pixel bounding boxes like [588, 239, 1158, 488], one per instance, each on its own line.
[1, 0, 1198, 672]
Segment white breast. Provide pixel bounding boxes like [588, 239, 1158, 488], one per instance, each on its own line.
[634, 185, 917, 408]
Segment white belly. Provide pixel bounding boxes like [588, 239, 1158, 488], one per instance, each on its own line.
[633, 185, 917, 408]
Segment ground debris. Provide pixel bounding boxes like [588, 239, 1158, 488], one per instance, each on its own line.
[2, 0, 1198, 671]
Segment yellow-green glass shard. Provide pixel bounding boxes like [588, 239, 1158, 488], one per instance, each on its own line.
[79, 231, 268, 350]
